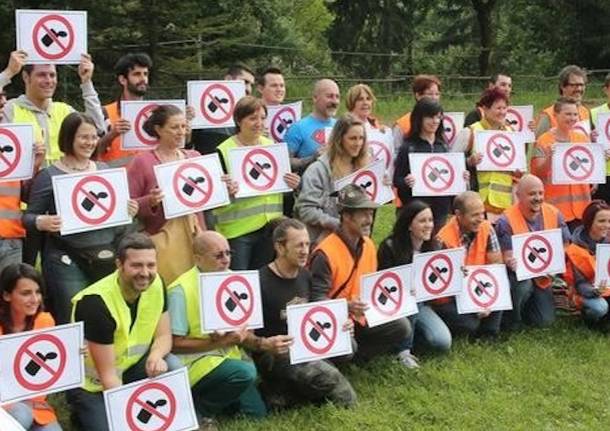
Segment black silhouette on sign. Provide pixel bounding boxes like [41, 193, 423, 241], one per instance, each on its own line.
[569, 156, 589, 171]
[527, 246, 547, 263]
[208, 96, 229, 113]
[249, 162, 271, 180]
[428, 266, 448, 284]
[41, 28, 68, 47]
[182, 176, 205, 196]
[492, 144, 511, 158]
[225, 291, 248, 312]
[359, 180, 373, 191]
[506, 118, 519, 127]
[81, 191, 108, 212]
[444, 126, 453, 133]
[309, 321, 332, 341]
[25, 351, 58, 376]
[0, 145, 14, 154]
[427, 167, 448, 182]
[276, 118, 294, 134]
[136, 399, 168, 424]
[378, 285, 398, 305]
[474, 280, 493, 297]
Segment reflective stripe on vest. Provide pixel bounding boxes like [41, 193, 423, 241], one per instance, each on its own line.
[167, 266, 241, 385]
[71, 270, 164, 392]
[591, 103, 610, 174]
[0, 181, 25, 238]
[213, 136, 283, 239]
[99, 101, 139, 166]
[13, 102, 72, 163]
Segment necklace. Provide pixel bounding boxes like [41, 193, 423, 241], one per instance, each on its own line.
[60, 157, 91, 172]
[155, 148, 181, 163]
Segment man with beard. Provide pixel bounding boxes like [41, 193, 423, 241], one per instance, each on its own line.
[255, 218, 356, 408]
[97, 53, 153, 167]
[495, 174, 571, 330]
[69, 233, 182, 431]
[285, 79, 340, 173]
[309, 184, 412, 365]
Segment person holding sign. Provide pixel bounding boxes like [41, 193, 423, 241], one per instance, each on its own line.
[531, 97, 591, 231]
[378, 200, 452, 367]
[255, 219, 356, 408]
[463, 73, 513, 127]
[214, 96, 299, 271]
[0, 263, 61, 431]
[565, 201, 610, 327]
[433, 191, 504, 338]
[97, 53, 153, 168]
[295, 114, 371, 245]
[495, 174, 571, 329]
[591, 73, 610, 204]
[309, 184, 412, 364]
[69, 233, 182, 431]
[23, 113, 138, 324]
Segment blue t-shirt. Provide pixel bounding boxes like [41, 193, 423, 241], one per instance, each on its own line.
[285, 114, 336, 158]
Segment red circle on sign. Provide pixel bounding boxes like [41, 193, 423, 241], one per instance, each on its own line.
[485, 133, 516, 168]
[300, 306, 338, 355]
[0, 128, 23, 177]
[443, 115, 457, 145]
[521, 234, 553, 274]
[353, 170, 378, 201]
[134, 104, 160, 146]
[369, 141, 392, 170]
[562, 145, 594, 181]
[200, 84, 236, 125]
[216, 275, 255, 326]
[241, 148, 279, 192]
[71, 175, 118, 225]
[421, 156, 456, 193]
[573, 124, 589, 137]
[126, 381, 177, 431]
[506, 108, 524, 131]
[14, 333, 67, 391]
[422, 254, 454, 295]
[371, 272, 404, 316]
[605, 119, 610, 143]
[467, 268, 499, 308]
[270, 107, 297, 142]
[32, 14, 76, 61]
[172, 162, 213, 208]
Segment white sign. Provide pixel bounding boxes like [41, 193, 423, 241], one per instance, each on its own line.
[551, 143, 605, 184]
[456, 264, 513, 314]
[506, 105, 534, 137]
[0, 322, 84, 404]
[154, 154, 229, 219]
[573, 120, 591, 138]
[443, 112, 465, 147]
[265, 101, 302, 143]
[199, 271, 264, 333]
[0, 124, 35, 182]
[0, 407, 26, 431]
[512, 229, 565, 281]
[229, 143, 292, 198]
[104, 368, 198, 431]
[187, 80, 246, 129]
[595, 112, 610, 145]
[334, 159, 393, 205]
[16, 9, 87, 65]
[120, 100, 186, 150]
[474, 130, 528, 172]
[287, 299, 352, 365]
[595, 244, 610, 287]
[409, 152, 467, 197]
[52, 168, 132, 235]
[412, 248, 465, 302]
[360, 265, 418, 327]
[367, 128, 394, 172]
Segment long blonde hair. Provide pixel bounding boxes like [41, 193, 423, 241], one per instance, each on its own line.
[327, 114, 370, 178]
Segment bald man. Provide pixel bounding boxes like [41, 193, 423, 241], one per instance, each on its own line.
[495, 174, 571, 329]
[285, 78, 340, 173]
[167, 231, 292, 422]
[433, 191, 504, 339]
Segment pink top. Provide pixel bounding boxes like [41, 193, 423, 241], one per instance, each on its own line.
[127, 149, 205, 235]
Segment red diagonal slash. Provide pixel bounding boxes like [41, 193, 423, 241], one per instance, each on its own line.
[133, 397, 171, 423]
[379, 285, 400, 307]
[473, 278, 493, 299]
[40, 23, 68, 52]
[223, 286, 248, 316]
[489, 137, 511, 161]
[24, 348, 57, 376]
[524, 243, 549, 267]
[0, 150, 12, 168]
[247, 159, 274, 183]
[429, 262, 450, 286]
[306, 317, 333, 344]
[78, 188, 111, 213]
[208, 94, 229, 117]
[429, 165, 451, 187]
[566, 151, 589, 173]
[177, 173, 208, 198]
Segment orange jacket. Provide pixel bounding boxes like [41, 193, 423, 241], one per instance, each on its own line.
[565, 243, 610, 309]
[0, 180, 25, 238]
[395, 112, 411, 136]
[541, 104, 590, 130]
[99, 101, 140, 167]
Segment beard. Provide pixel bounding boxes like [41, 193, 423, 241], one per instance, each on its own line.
[127, 81, 147, 97]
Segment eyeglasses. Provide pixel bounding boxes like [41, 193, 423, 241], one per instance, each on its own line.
[211, 250, 232, 260]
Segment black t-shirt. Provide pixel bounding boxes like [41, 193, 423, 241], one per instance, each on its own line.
[74, 289, 167, 345]
[255, 265, 311, 338]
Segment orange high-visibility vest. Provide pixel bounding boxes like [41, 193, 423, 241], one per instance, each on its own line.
[564, 243, 610, 309]
[0, 312, 58, 425]
[99, 101, 140, 167]
[0, 181, 25, 238]
[395, 112, 411, 136]
[532, 131, 590, 222]
[541, 104, 590, 129]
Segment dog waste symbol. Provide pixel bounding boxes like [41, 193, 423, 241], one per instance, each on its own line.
[474, 280, 492, 297]
[276, 118, 294, 135]
[136, 399, 168, 424]
[569, 156, 589, 171]
[25, 351, 58, 376]
[182, 176, 205, 196]
[225, 291, 248, 312]
[309, 321, 332, 341]
[81, 191, 108, 212]
[492, 144, 511, 158]
[428, 266, 448, 284]
[249, 162, 271, 180]
[427, 167, 448, 182]
[378, 285, 398, 305]
[0, 145, 13, 154]
[208, 96, 229, 113]
[41, 28, 68, 47]
[527, 247, 547, 263]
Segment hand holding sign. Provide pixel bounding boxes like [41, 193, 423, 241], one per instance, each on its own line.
[511, 229, 565, 281]
[551, 143, 605, 184]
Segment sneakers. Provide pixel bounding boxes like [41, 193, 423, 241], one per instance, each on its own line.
[397, 349, 420, 369]
[199, 417, 219, 431]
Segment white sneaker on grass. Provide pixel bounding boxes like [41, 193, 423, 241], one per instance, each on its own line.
[398, 349, 420, 369]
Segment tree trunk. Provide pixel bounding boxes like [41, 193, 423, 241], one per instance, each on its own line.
[471, 0, 497, 76]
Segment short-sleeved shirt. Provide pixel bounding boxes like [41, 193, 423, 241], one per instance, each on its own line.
[74, 288, 167, 345]
[494, 210, 570, 251]
[285, 114, 336, 158]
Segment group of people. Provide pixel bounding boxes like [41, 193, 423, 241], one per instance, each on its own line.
[1, 48, 610, 431]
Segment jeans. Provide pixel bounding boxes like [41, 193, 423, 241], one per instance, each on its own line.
[433, 301, 503, 337]
[401, 304, 452, 353]
[68, 353, 183, 431]
[354, 317, 411, 362]
[581, 296, 610, 323]
[0, 238, 22, 275]
[229, 226, 275, 270]
[5, 401, 62, 430]
[504, 272, 556, 329]
[191, 359, 267, 418]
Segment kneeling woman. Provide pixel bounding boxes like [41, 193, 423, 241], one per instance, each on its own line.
[566, 200, 610, 326]
[0, 263, 62, 430]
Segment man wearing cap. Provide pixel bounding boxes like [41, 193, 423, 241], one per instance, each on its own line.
[308, 184, 411, 365]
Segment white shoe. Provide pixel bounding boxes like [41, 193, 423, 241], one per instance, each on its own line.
[398, 350, 420, 369]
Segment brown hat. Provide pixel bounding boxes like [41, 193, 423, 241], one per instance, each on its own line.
[336, 183, 378, 211]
